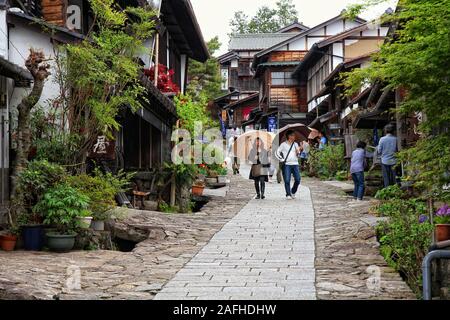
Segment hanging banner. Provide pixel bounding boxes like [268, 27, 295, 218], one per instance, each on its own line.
[268, 116, 277, 133]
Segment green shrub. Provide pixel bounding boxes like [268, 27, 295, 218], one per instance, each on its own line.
[375, 185, 406, 201]
[66, 169, 132, 221]
[307, 144, 346, 179]
[17, 160, 67, 215]
[375, 198, 432, 296]
[34, 184, 91, 234]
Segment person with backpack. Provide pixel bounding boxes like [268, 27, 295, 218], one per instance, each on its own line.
[276, 130, 302, 200]
[350, 141, 373, 201]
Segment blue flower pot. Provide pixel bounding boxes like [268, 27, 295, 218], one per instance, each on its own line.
[22, 225, 45, 251]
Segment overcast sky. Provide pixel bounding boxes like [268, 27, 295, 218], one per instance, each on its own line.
[190, 0, 397, 56]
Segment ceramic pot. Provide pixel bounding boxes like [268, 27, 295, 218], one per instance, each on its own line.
[217, 175, 227, 184]
[77, 217, 93, 229]
[91, 220, 105, 231]
[22, 225, 45, 251]
[1, 235, 18, 251]
[435, 224, 450, 242]
[46, 233, 77, 252]
[192, 185, 205, 196]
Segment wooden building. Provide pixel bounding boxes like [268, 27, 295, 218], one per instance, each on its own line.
[117, 0, 208, 171]
[251, 11, 368, 130]
[0, 0, 208, 217]
[292, 20, 388, 144]
[216, 23, 308, 131]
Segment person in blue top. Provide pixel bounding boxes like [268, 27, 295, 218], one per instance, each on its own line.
[318, 132, 327, 150]
[377, 125, 398, 188]
[350, 141, 373, 201]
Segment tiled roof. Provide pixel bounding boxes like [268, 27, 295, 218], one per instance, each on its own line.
[228, 33, 299, 51]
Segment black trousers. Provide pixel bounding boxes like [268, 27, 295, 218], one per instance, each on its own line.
[254, 176, 266, 196]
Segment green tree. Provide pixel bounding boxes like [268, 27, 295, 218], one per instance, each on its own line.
[187, 37, 223, 103]
[56, 0, 156, 162]
[343, 0, 450, 201]
[229, 0, 299, 34]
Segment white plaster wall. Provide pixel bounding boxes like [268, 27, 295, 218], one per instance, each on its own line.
[327, 20, 344, 35]
[380, 27, 389, 36]
[0, 10, 7, 58]
[307, 37, 324, 49]
[140, 37, 154, 68]
[8, 24, 60, 110]
[362, 28, 379, 36]
[344, 20, 362, 30]
[289, 37, 306, 50]
[332, 42, 344, 68]
[309, 27, 325, 36]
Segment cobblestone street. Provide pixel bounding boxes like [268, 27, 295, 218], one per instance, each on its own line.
[155, 181, 315, 300]
[0, 173, 415, 300]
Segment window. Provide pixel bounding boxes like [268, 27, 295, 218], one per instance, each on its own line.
[271, 72, 298, 86]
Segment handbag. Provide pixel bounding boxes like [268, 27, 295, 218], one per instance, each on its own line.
[251, 164, 263, 177]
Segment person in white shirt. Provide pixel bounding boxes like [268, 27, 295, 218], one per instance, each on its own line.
[276, 130, 302, 200]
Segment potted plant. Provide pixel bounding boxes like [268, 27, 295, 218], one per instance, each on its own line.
[197, 164, 208, 181]
[91, 211, 111, 231]
[15, 160, 67, 251]
[216, 166, 228, 184]
[34, 184, 91, 252]
[435, 204, 450, 242]
[66, 170, 131, 232]
[76, 211, 93, 230]
[192, 180, 206, 196]
[0, 228, 19, 251]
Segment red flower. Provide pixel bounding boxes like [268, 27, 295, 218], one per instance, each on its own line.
[144, 64, 180, 94]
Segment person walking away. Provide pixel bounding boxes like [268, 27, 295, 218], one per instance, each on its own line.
[377, 125, 398, 188]
[248, 138, 270, 199]
[350, 141, 373, 201]
[276, 130, 301, 200]
[232, 137, 240, 175]
[318, 132, 327, 150]
[300, 140, 310, 171]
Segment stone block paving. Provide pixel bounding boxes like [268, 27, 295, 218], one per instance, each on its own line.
[155, 181, 316, 300]
[304, 178, 416, 300]
[0, 175, 254, 300]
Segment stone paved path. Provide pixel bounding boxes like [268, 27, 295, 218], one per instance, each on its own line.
[155, 179, 316, 300]
[305, 178, 416, 300]
[0, 176, 253, 300]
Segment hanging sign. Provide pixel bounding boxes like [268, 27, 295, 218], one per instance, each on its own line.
[268, 116, 277, 133]
[88, 136, 116, 160]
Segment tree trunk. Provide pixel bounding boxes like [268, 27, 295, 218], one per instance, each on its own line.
[176, 182, 191, 213]
[10, 50, 50, 219]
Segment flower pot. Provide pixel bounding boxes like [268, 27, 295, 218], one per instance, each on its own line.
[192, 185, 205, 196]
[435, 224, 450, 242]
[22, 225, 45, 251]
[217, 175, 227, 184]
[1, 235, 18, 251]
[77, 217, 93, 229]
[46, 233, 77, 252]
[205, 177, 217, 185]
[91, 220, 105, 231]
